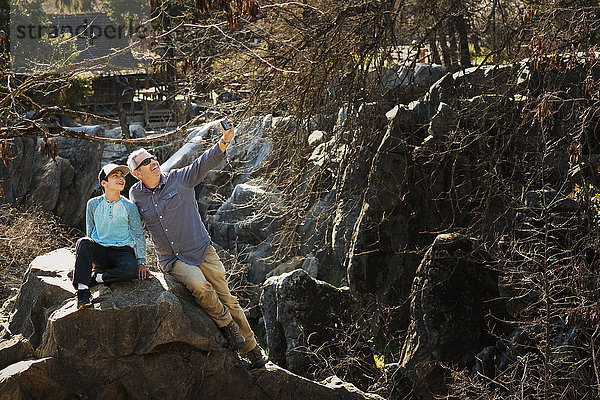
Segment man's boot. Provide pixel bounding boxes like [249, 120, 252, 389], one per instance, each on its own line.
[245, 344, 268, 369]
[220, 320, 246, 351]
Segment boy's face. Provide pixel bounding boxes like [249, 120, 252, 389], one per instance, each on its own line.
[101, 170, 126, 192]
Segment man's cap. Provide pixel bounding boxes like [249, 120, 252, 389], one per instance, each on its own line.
[98, 164, 130, 184]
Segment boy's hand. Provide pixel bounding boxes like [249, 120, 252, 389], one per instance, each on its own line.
[138, 263, 149, 280]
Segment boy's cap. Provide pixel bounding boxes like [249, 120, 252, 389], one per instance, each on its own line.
[98, 164, 130, 183]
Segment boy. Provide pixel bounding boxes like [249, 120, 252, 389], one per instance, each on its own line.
[73, 163, 148, 309]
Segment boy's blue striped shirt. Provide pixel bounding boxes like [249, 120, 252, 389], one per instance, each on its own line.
[86, 195, 147, 264]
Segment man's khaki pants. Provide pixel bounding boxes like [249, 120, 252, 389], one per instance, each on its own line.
[169, 245, 257, 353]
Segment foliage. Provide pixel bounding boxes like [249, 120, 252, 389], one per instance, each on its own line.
[58, 75, 94, 109]
[0, 205, 77, 304]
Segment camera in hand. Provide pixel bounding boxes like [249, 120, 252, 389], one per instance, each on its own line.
[221, 118, 233, 130]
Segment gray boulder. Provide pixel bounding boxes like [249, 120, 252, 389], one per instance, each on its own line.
[161, 116, 274, 222]
[427, 72, 456, 112]
[163, 116, 273, 179]
[161, 121, 221, 173]
[297, 191, 335, 263]
[266, 257, 305, 279]
[375, 63, 447, 90]
[1, 249, 382, 400]
[0, 137, 37, 205]
[308, 130, 327, 146]
[1, 129, 103, 227]
[0, 334, 35, 371]
[25, 156, 74, 214]
[208, 182, 284, 283]
[308, 138, 349, 169]
[428, 102, 457, 137]
[399, 233, 499, 400]
[210, 182, 284, 247]
[52, 134, 104, 226]
[260, 269, 356, 374]
[101, 124, 145, 165]
[241, 239, 278, 284]
[301, 255, 319, 278]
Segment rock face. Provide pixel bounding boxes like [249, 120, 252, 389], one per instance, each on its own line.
[260, 269, 356, 374]
[1, 133, 103, 227]
[52, 134, 104, 226]
[209, 182, 284, 283]
[0, 249, 381, 400]
[0, 137, 37, 206]
[101, 124, 145, 165]
[399, 233, 499, 400]
[375, 63, 447, 90]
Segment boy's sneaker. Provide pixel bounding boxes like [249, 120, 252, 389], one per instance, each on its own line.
[89, 271, 100, 287]
[77, 289, 92, 310]
[245, 345, 268, 369]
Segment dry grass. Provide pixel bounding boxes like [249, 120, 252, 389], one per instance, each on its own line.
[0, 204, 78, 304]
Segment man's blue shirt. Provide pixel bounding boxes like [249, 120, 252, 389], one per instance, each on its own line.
[129, 144, 226, 272]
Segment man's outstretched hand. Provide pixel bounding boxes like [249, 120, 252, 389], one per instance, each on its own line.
[219, 117, 235, 153]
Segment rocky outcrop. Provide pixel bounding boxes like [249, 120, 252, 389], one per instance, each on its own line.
[1, 133, 103, 227]
[209, 182, 284, 283]
[52, 131, 105, 226]
[0, 249, 381, 400]
[101, 124, 145, 165]
[0, 137, 37, 206]
[260, 269, 357, 374]
[373, 63, 447, 91]
[399, 233, 500, 400]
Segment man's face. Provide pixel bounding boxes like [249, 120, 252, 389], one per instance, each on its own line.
[101, 170, 126, 192]
[132, 150, 161, 181]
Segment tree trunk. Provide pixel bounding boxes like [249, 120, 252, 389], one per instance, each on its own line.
[117, 97, 131, 141]
[429, 31, 441, 64]
[472, 33, 482, 56]
[439, 32, 451, 68]
[116, 82, 134, 153]
[454, 13, 471, 68]
[447, 19, 459, 68]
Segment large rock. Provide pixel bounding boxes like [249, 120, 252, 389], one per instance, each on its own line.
[1, 249, 381, 400]
[5, 249, 76, 348]
[208, 182, 284, 283]
[162, 116, 272, 181]
[210, 183, 283, 246]
[160, 121, 222, 173]
[240, 239, 278, 284]
[0, 129, 103, 227]
[0, 358, 79, 400]
[260, 269, 357, 374]
[161, 115, 274, 225]
[101, 124, 145, 165]
[344, 122, 423, 334]
[399, 233, 499, 400]
[297, 191, 335, 262]
[55, 128, 104, 226]
[375, 63, 447, 90]
[0, 137, 37, 206]
[0, 335, 35, 370]
[428, 102, 457, 137]
[25, 156, 74, 213]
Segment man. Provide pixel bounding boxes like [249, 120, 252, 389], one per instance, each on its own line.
[73, 164, 148, 310]
[127, 118, 268, 369]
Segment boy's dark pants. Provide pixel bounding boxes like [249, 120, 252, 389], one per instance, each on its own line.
[72, 237, 138, 288]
